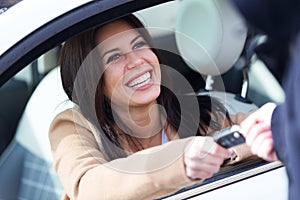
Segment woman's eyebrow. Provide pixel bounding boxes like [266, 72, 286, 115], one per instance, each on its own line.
[101, 35, 143, 60]
[101, 48, 118, 60]
[130, 35, 142, 45]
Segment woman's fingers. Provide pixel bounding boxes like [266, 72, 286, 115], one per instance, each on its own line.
[185, 137, 231, 162]
[184, 137, 231, 179]
[211, 143, 232, 158]
[185, 161, 220, 179]
[185, 153, 225, 168]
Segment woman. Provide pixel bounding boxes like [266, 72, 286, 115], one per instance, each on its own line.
[49, 14, 253, 200]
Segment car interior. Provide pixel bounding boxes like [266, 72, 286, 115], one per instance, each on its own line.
[0, 0, 286, 199]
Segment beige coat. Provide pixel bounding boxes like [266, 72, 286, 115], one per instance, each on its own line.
[49, 107, 253, 200]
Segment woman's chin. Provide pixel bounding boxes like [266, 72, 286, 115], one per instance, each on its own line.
[129, 88, 160, 106]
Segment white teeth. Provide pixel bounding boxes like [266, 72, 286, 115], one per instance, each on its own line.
[128, 72, 151, 88]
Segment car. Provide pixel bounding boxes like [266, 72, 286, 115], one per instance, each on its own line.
[0, 0, 288, 199]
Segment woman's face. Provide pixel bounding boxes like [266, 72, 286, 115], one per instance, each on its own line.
[95, 20, 161, 109]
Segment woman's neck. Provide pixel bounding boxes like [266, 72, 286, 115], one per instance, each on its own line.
[113, 101, 166, 148]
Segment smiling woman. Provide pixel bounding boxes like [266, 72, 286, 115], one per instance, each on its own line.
[96, 20, 161, 108]
[48, 14, 254, 200]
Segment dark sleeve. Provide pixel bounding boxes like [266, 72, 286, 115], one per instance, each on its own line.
[230, 0, 300, 37]
[270, 105, 286, 162]
[229, 0, 300, 82]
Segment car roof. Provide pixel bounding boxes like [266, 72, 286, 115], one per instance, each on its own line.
[0, 0, 95, 56]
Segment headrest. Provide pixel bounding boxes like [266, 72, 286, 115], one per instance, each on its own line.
[15, 67, 72, 162]
[175, 0, 247, 76]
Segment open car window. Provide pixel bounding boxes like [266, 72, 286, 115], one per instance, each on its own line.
[0, 0, 287, 199]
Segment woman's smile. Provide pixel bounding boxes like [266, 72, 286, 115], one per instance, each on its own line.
[126, 71, 153, 90]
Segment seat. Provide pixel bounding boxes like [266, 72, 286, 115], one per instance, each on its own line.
[174, 0, 258, 114]
[0, 67, 72, 200]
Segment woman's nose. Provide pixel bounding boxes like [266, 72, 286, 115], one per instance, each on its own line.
[125, 51, 144, 69]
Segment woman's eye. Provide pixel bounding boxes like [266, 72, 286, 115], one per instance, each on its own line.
[133, 41, 147, 50]
[106, 53, 122, 64]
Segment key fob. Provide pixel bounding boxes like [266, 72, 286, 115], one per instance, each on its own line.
[213, 125, 245, 148]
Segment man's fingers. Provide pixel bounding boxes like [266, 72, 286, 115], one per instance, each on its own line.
[251, 130, 272, 150]
[247, 130, 278, 162]
[240, 102, 276, 138]
[256, 138, 278, 162]
[246, 122, 270, 146]
[240, 111, 261, 137]
[250, 130, 272, 154]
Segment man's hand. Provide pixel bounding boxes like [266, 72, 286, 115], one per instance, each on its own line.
[240, 103, 278, 162]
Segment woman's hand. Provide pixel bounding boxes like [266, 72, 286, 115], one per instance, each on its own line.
[239, 102, 278, 162]
[184, 137, 231, 180]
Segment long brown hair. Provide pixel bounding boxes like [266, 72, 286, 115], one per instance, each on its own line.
[59, 14, 232, 160]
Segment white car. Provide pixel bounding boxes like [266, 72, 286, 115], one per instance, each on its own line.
[0, 0, 288, 199]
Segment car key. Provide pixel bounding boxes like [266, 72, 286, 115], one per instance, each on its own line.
[213, 125, 245, 148]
